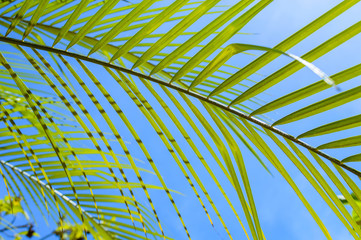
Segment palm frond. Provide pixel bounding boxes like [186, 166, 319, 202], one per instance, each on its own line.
[0, 0, 360, 239]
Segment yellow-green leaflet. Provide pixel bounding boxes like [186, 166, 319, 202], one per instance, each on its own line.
[110, 0, 190, 62]
[334, 166, 361, 209]
[170, 0, 272, 83]
[49, 1, 121, 26]
[31, 49, 145, 234]
[208, 0, 359, 97]
[0, 53, 68, 227]
[298, 114, 361, 138]
[71, 58, 163, 238]
[241, 119, 331, 239]
[5, 0, 33, 36]
[251, 63, 361, 116]
[22, 0, 50, 40]
[132, 0, 221, 70]
[273, 85, 361, 126]
[317, 136, 361, 150]
[189, 43, 333, 90]
[311, 152, 361, 226]
[149, 0, 255, 75]
[114, 69, 214, 238]
[66, 0, 119, 50]
[52, 0, 91, 47]
[205, 104, 263, 240]
[88, 0, 157, 56]
[141, 78, 234, 239]
[342, 154, 361, 163]
[107, 67, 194, 238]
[267, 133, 360, 238]
[230, 20, 361, 106]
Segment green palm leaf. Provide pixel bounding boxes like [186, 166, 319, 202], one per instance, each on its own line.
[0, 0, 360, 239]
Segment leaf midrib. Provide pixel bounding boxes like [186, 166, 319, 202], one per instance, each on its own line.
[0, 159, 113, 240]
[0, 18, 359, 178]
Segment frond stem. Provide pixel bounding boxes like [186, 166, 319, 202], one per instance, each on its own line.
[0, 36, 360, 178]
[0, 159, 107, 233]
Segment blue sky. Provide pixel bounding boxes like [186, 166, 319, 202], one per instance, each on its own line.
[1, 0, 361, 239]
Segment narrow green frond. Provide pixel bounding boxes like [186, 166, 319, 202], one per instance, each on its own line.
[251, 63, 361, 116]
[273, 85, 361, 126]
[170, 0, 272, 83]
[208, 0, 359, 97]
[298, 114, 361, 138]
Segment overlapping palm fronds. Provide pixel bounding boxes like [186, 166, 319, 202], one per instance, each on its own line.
[0, 47, 168, 239]
[0, 0, 360, 239]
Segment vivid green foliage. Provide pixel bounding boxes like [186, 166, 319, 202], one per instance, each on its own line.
[0, 1, 360, 239]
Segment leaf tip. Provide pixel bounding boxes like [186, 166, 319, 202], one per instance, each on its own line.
[132, 60, 141, 70]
